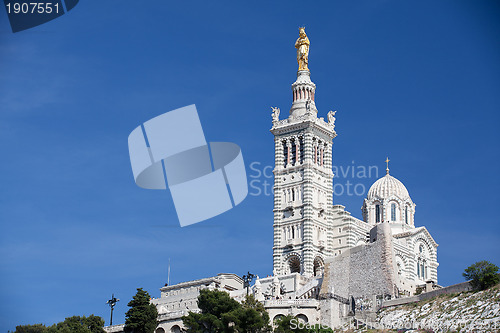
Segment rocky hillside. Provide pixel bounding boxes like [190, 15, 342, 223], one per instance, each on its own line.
[374, 284, 500, 332]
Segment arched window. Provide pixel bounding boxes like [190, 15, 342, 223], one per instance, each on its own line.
[170, 326, 181, 333]
[375, 205, 380, 223]
[391, 203, 396, 221]
[295, 314, 308, 324]
[313, 257, 324, 277]
[299, 137, 304, 163]
[291, 226, 295, 239]
[416, 257, 427, 279]
[405, 206, 408, 224]
[288, 256, 301, 273]
[283, 141, 288, 166]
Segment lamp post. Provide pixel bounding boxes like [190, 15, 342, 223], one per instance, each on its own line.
[242, 272, 255, 296]
[106, 294, 120, 326]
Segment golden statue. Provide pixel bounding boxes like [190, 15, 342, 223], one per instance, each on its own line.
[295, 27, 310, 71]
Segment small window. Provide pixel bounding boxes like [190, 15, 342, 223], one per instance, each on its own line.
[339, 239, 342, 244]
[405, 206, 408, 224]
[419, 245, 424, 253]
[375, 205, 380, 223]
[391, 203, 396, 221]
[283, 142, 288, 166]
[338, 228, 341, 233]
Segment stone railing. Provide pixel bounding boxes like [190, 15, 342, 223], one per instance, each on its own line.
[264, 298, 318, 307]
[272, 114, 332, 131]
[103, 324, 125, 333]
[318, 292, 349, 305]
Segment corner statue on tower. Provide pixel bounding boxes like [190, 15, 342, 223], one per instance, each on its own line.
[295, 27, 310, 71]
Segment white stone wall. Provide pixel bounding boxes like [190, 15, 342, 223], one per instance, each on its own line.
[151, 274, 244, 332]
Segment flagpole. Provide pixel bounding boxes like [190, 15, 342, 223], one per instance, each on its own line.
[168, 258, 171, 286]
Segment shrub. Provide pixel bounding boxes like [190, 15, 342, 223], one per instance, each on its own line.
[463, 260, 500, 291]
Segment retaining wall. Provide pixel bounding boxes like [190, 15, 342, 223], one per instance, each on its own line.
[381, 280, 473, 308]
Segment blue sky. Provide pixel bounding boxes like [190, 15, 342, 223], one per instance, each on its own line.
[1, 0, 499, 331]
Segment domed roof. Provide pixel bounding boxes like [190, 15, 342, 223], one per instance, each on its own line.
[367, 173, 410, 200]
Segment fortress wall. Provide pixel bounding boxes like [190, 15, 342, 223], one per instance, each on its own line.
[320, 223, 397, 300]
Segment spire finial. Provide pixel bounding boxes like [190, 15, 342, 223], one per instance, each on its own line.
[385, 157, 390, 175]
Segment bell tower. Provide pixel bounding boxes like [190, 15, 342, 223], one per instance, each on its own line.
[270, 28, 337, 277]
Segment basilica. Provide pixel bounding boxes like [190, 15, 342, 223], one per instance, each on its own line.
[105, 28, 439, 333]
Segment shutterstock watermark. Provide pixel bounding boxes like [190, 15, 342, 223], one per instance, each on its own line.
[287, 317, 499, 332]
[248, 161, 379, 197]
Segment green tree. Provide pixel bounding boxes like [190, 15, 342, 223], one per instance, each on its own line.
[183, 289, 240, 332]
[15, 316, 105, 333]
[238, 295, 271, 332]
[83, 315, 106, 333]
[463, 260, 500, 291]
[124, 288, 159, 333]
[14, 324, 48, 333]
[273, 315, 307, 333]
[47, 315, 105, 333]
[182, 290, 270, 333]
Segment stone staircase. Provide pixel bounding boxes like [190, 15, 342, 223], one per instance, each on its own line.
[294, 277, 322, 299]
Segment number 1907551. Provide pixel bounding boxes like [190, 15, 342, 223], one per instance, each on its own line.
[6, 2, 60, 14]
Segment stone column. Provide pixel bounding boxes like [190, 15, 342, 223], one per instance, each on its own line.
[286, 139, 291, 167]
[295, 137, 301, 165]
[325, 142, 334, 257]
[273, 136, 285, 274]
[302, 132, 315, 277]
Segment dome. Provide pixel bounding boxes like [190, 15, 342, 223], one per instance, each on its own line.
[367, 173, 410, 200]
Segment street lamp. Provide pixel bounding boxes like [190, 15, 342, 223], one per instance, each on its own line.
[106, 294, 120, 326]
[242, 272, 255, 296]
